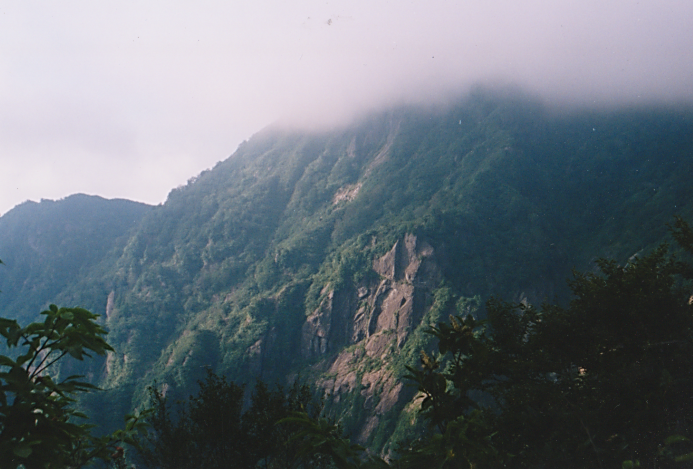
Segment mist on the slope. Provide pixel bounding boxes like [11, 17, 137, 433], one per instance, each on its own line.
[1, 0, 692, 214]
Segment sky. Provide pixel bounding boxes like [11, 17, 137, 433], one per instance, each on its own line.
[1, 1, 692, 216]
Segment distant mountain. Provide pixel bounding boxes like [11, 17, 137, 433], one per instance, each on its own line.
[2, 90, 693, 453]
[0, 194, 152, 321]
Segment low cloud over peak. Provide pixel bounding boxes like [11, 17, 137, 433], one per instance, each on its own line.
[1, 1, 692, 214]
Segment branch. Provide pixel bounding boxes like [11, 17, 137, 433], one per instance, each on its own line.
[26, 320, 60, 371]
[31, 350, 68, 380]
[578, 416, 604, 469]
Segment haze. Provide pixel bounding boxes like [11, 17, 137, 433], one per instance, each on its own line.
[1, 1, 692, 215]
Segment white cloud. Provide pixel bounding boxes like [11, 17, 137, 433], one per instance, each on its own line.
[1, 0, 692, 214]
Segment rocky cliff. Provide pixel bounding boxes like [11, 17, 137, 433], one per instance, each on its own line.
[304, 233, 440, 443]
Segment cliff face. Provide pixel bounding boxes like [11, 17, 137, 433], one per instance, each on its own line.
[303, 233, 439, 357]
[305, 233, 440, 443]
[3, 93, 693, 452]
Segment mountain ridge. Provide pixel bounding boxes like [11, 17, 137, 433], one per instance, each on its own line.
[2, 92, 693, 451]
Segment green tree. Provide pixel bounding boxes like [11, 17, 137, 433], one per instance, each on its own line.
[242, 380, 324, 469]
[0, 305, 147, 469]
[281, 412, 369, 469]
[404, 222, 693, 468]
[137, 370, 325, 469]
[281, 411, 392, 469]
[136, 370, 246, 469]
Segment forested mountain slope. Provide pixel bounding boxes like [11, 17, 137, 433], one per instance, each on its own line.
[0, 194, 152, 322]
[2, 91, 693, 452]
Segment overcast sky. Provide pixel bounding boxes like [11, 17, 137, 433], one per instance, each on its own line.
[1, 1, 692, 215]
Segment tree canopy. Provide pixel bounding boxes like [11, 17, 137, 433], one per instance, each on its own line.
[136, 370, 327, 469]
[0, 305, 146, 469]
[401, 218, 693, 468]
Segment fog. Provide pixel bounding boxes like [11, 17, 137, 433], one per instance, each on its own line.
[1, 1, 692, 215]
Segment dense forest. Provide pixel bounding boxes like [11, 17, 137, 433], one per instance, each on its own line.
[2, 90, 693, 466]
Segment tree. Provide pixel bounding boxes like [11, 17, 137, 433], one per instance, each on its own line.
[404, 223, 693, 468]
[242, 380, 324, 469]
[137, 369, 326, 469]
[136, 370, 245, 469]
[0, 304, 147, 469]
[280, 412, 372, 469]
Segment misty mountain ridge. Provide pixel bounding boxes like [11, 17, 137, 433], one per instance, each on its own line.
[2, 90, 693, 453]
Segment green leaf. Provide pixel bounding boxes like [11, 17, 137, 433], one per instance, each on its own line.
[0, 317, 18, 329]
[675, 453, 693, 463]
[0, 355, 17, 367]
[13, 444, 33, 458]
[15, 351, 33, 367]
[23, 322, 45, 335]
[664, 434, 689, 445]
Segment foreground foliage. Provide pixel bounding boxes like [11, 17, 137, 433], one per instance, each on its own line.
[137, 370, 328, 469]
[0, 305, 147, 469]
[402, 218, 693, 468]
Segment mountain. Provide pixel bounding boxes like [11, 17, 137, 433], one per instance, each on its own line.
[0, 194, 152, 321]
[2, 90, 693, 453]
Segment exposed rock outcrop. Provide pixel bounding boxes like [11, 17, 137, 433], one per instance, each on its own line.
[105, 290, 115, 319]
[302, 233, 439, 358]
[301, 288, 356, 359]
[302, 289, 334, 358]
[303, 233, 440, 443]
[366, 233, 439, 346]
[333, 183, 362, 205]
